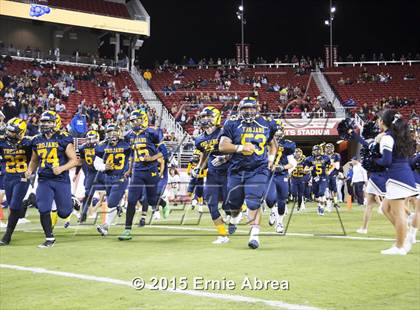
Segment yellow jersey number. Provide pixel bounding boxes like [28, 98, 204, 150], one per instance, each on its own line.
[4, 155, 27, 173]
[241, 133, 267, 156]
[106, 153, 125, 170]
[133, 144, 150, 162]
[315, 163, 323, 175]
[38, 148, 59, 168]
[84, 149, 95, 165]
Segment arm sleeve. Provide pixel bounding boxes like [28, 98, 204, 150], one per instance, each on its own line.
[94, 156, 106, 172]
[374, 149, 392, 167]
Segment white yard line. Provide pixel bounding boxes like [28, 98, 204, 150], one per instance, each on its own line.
[0, 264, 322, 310]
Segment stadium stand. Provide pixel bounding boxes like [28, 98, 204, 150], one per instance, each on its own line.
[36, 0, 131, 19]
[325, 64, 420, 118]
[149, 67, 323, 133]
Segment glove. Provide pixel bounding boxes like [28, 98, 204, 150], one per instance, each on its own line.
[274, 164, 285, 173]
[313, 176, 320, 182]
[191, 168, 200, 178]
[211, 155, 228, 167]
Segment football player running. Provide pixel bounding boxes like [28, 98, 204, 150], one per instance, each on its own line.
[265, 119, 297, 233]
[194, 106, 231, 244]
[324, 143, 341, 211]
[219, 97, 278, 249]
[304, 145, 331, 216]
[119, 110, 163, 240]
[0, 118, 32, 246]
[25, 111, 78, 247]
[77, 130, 106, 223]
[94, 124, 131, 237]
[291, 148, 307, 212]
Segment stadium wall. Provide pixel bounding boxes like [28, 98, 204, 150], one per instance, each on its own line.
[0, 17, 99, 55]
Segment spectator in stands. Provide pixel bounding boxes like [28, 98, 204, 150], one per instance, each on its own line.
[26, 114, 39, 136]
[55, 101, 66, 113]
[176, 110, 189, 126]
[121, 85, 131, 101]
[70, 110, 88, 138]
[410, 109, 418, 120]
[143, 69, 152, 83]
[403, 73, 415, 80]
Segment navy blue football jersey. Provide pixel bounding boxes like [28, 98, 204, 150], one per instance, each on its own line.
[292, 155, 307, 178]
[221, 115, 277, 172]
[328, 153, 341, 176]
[32, 132, 74, 181]
[125, 128, 163, 171]
[158, 143, 169, 179]
[79, 143, 97, 173]
[95, 140, 132, 177]
[274, 139, 296, 175]
[304, 155, 331, 178]
[0, 137, 32, 178]
[195, 127, 229, 173]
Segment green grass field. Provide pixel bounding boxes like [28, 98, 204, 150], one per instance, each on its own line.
[1, 203, 419, 310]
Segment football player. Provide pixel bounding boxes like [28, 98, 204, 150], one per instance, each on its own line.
[94, 123, 131, 237]
[291, 148, 307, 212]
[265, 120, 296, 233]
[186, 149, 206, 212]
[78, 130, 106, 223]
[194, 106, 231, 244]
[324, 143, 341, 211]
[0, 118, 32, 245]
[152, 143, 171, 219]
[0, 111, 6, 226]
[219, 97, 278, 249]
[304, 145, 331, 216]
[119, 110, 163, 240]
[25, 111, 78, 247]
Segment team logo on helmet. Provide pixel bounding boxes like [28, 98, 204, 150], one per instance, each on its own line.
[85, 130, 99, 145]
[129, 110, 148, 131]
[6, 117, 27, 144]
[199, 106, 221, 128]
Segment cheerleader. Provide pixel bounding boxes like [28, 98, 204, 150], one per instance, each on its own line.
[407, 133, 420, 244]
[375, 110, 417, 255]
[351, 125, 387, 235]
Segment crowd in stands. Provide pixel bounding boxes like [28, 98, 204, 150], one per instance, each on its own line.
[342, 52, 420, 62]
[0, 55, 170, 140]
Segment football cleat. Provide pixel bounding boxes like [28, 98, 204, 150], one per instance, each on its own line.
[118, 230, 132, 241]
[276, 222, 284, 234]
[269, 209, 277, 226]
[228, 223, 237, 235]
[38, 239, 55, 248]
[152, 211, 161, 220]
[356, 228, 368, 234]
[162, 205, 171, 219]
[317, 206, 325, 216]
[197, 204, 203, 213]
[380, 246, 407, 255]
[229, 212, 243, 225]
[116, 206, 123, 217]
[138, 218, 146, 227]
[248, 239, 260, 249]
[96, 225, 108, 236]
[212, 236, 229, 244]
[17, 218, 31, 225]
[64, 221, 70, 229]
[0, 239, 10, 246]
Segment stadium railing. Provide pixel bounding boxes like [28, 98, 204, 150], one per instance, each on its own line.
[334, 60, 420, 67]
[0, 47, 129, 70]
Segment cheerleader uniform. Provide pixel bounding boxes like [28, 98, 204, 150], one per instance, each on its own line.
[354, 134, 387, 197]
[375, 131, 418, 199]
[409, 152, 420, 199]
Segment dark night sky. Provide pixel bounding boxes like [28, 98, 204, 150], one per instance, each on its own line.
[134, 0, 420, 67]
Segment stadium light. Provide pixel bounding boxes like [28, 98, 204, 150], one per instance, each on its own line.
[331, 6, 336, 13]
[324, 20, 330, 25]
[236, 0, 245, 64]
[324, 0, 336, 67]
